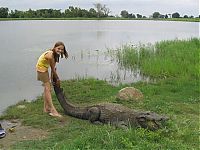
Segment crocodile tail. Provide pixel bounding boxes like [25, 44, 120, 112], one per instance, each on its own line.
[53, 83, 89, 120]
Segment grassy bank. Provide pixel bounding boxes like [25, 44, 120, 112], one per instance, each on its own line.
[113, 38, 199, 80]
[0, 17, 199, 22]
[0, 39, 199, 149]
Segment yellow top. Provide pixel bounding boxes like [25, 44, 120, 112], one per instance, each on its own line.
[36, 51, 50, 72]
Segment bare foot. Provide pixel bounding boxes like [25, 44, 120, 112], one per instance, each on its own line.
[43, 109, 50, 113]
[49, 112, 62, 118]
[43, 106, 51, 113]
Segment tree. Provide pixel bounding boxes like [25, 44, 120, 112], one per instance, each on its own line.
[102, 5, 111, 17]
[10, 10, 24, 18]
[152, 12, 160, 18]
[93, 3, 104, 18]
[159, 15, 165, 18]
[120, 10, 129, 18]
[132, 14, 136, 18]
[165, 14, 168, 19]
[136, 14, 142, 18]
[24, 9, 36, 18]
[64, 6, 73, 17]
[88, 8, 97, 17]
[172, 12, 180, 18]
[0, 7, 9, 18]
[183, 15, 188, 18]
[93, 3, 110, 17]
[81, 9, 90, 18]
[65, 6, 79, 17]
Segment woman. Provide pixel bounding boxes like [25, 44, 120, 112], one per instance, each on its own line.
[36, 41, 68, 117]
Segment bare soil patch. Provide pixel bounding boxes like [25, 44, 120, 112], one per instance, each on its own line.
[0, 119, 48, 149]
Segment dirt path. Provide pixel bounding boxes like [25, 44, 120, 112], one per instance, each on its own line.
[0, 119, 48, 149]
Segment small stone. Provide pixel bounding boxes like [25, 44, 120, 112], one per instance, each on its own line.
[8, 127, 15, 133]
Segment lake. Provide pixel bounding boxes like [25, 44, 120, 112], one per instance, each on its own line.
[0, 20, 198, 114]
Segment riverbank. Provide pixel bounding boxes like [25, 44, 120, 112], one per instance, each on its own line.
[0, 38, 199, 149]
[0, 17, 199, 22]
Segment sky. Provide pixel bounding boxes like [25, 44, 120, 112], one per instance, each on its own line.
[0, 0, 199, 17]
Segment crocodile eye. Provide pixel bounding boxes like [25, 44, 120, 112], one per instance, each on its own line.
[138, 117, 146, 122]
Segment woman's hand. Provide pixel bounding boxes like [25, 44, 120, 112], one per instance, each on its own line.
[51, 77, 60, 87]
[56, 79, 61, 87]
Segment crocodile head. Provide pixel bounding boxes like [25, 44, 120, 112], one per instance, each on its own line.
[136, 111, 169, 131]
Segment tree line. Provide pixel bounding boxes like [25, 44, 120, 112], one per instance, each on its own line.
[120, 10, 197, 19]
[0, 3, 199, 19]
[0, 3, 111, 18]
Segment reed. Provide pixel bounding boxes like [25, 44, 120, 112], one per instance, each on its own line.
[114, 38, 200, 80]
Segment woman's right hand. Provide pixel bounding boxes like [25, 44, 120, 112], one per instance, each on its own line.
[52, 76, 60, 87]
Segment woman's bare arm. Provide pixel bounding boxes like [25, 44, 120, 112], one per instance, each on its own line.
[45, 51, 59, 82]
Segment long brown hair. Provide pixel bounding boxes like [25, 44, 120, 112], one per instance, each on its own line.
[53, 41, 68, 63]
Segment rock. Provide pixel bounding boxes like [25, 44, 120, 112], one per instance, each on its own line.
[117, 87, 143, 101]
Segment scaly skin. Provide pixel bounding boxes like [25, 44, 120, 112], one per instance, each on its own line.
[53, 81, 169, 130]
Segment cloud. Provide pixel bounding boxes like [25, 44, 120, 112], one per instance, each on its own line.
[0, 0, 67, 10]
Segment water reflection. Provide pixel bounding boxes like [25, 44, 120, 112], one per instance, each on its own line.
[96, 31, 105, 40]
[68, 49, 149, 85]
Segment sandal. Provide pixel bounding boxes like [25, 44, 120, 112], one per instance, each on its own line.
[0, 123, 6, 139]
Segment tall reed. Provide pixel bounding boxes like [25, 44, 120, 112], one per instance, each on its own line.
[114, 38, 200, 80]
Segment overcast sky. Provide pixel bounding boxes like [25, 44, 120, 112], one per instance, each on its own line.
[0, 0, 199, 17]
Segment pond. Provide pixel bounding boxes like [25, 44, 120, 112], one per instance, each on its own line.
[0, 20, 198, 114]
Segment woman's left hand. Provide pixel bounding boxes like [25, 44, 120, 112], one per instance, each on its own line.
[56, 79, 61, 87]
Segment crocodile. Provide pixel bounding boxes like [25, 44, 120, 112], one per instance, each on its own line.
[53, 80, 169, 130]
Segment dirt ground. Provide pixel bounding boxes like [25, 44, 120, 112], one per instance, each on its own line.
[0, 119, 48, 150]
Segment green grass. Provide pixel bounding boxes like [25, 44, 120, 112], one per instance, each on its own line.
[0, 17, 199, 22]
[1, 78, 199, 149]
[113, 38, 199, 79]
[1, 39, 199, 149]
